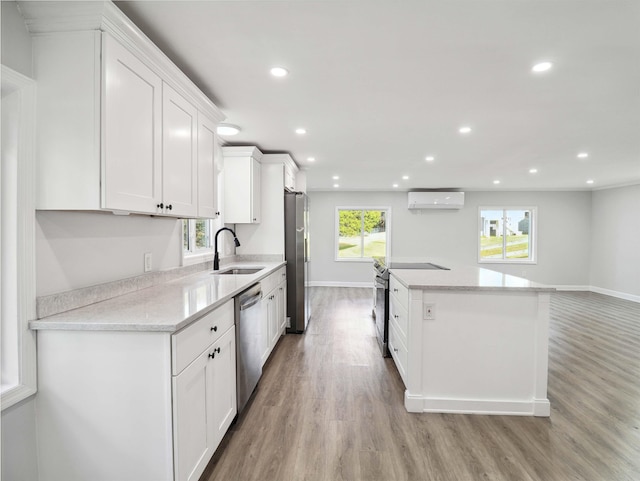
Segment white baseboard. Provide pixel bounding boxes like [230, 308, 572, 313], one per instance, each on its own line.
[545, 285, 639, 303]
[405, 394, 550, 417]
[551, 285, 590, 291]
[307, 281, 373, 288]
[589, 286, 640, 303]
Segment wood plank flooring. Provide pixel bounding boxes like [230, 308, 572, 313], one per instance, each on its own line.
[202, 288, 640, 481]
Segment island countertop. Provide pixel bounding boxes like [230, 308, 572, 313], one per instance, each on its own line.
[388, 259, 555, 292]
[29, 261, 286, 332]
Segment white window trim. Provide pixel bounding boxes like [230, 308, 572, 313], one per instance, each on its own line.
[477, 205, 537, 265]
[335, 206, 391, 262]
[182, 218, 218, 266]
[1, 66, 37, 410]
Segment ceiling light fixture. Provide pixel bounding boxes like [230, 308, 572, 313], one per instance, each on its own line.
[333, 184, 339, 188]
[532, 61, 553, 73]
[216, 123, 241, 136]
[402, 175, 409, 180]
[295, 128, 307, 135]
[392, 183, 399, 188]
[577, 152, 589, 159]
[459, 126, 472, 134]
[332, 175, 339, 180]
[270, 66, 289, 77]
[425, 156, 435, 162]
[307, 157, 316, 162]
[529, 168, 538, 174]
[493, 180, 501, 184]
[586, 179, 594, 184]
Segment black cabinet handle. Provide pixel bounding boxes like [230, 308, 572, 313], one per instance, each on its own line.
[210, 326, 218, 332]
[253, 218, 257, 222]
[167, 204, 173, 211]
[394, 314, 399, 319]
[157, 203, 164, 209]
[393, 288, 398, 293]
[208, 347, 221, 359]
[215, 211, 220, 216]
[394, 348, 399, 353]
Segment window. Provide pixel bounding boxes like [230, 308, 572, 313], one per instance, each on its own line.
[479, 207, 536, 263]
[1, 66, 37, 410]
[336, 207, 390, 261]
[183, 219, 215, 259]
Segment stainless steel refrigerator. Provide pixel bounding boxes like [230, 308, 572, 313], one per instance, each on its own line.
[284, 192, 310, 332]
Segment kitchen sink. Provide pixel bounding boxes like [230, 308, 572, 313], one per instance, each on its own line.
[213, 267, 264, 275]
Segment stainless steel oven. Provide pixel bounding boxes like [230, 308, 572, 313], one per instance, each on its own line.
[373, 258, 390, 357]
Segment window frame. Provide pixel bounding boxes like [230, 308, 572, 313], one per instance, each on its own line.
[1, 65, 37, 410]
[182, 218, 219, 266]
[335, 206, 391, 262]
[478, 206, 537, 265]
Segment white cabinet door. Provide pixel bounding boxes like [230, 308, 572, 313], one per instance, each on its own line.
[102, 33, 162, 213]
[278, 281, 287, 333]
[223, 154, 261, 224]
[251, 158, 261, 223]
[210, 327, 237, 446]
[197, 113, 219, 219]
[162, 83, 198, 217]
[172, 347, 214, 481]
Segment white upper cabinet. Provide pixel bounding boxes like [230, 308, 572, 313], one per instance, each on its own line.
[24, 1, 224, 216]
[197, 114, 219, 219]
[223, 146, 262, 224]
[162, 83, 198, 217]
[103, 34, 162, 213]
[262, 153, 299, 192]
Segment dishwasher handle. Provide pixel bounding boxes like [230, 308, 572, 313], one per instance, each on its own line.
[240, 291, 262, 311]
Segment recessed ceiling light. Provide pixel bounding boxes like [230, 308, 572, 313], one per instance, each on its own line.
[459, 126, 472, 134]
[402, 175, 409, 180]
[577, 152, 589, 159]
[493, 180, 501, 184]
[529, 168, 538, 174]
[270, 66, 289, 77]
[307, 157, 316, 162]
[586, 179, 594, 184]
[392, 183, 399, 188]
[332, 175, 339, 180]
[532, 61, 553, 73]
[216, 123, 241, 136]
[425, 156, 435, 162]
[295, 128, 307, 135]
[333, 184, 339, 188]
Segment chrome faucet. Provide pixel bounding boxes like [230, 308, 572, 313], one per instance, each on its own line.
[213, 227, 241, 271]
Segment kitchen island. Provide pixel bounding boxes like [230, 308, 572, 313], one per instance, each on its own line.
[387, 262, 554, 417]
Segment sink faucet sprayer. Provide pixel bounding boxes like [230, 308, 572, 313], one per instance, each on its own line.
[213, 227, 241, 271]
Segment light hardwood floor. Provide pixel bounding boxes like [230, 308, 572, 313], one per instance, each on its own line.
[202, 288, 640, 481]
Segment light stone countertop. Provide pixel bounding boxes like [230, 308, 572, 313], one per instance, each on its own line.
[29, 261, 286, 332]
[388, 259, 555, 292]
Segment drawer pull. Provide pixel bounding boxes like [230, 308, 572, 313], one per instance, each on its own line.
[210, 326, 218, 332]
[394, 348, 399, 353]
[394, 314, 399, 319]
[208, 347, 221, 359]
[393, 288, 398, 292]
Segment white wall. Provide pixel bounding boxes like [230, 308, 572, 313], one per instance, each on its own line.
[308, 190, 593, 287]
[36, 211, 182, 296]
[589, 184, 640, 299]
[1, 4, 38, 480]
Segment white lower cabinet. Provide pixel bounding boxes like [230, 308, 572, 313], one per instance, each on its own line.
[35, 299, 236, 481]
[260, 267, 287, 366]
[173, 325, 236, 481]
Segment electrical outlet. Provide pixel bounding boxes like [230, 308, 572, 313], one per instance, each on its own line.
[144, 252, 152, 272]
[423, 303, 435, 320]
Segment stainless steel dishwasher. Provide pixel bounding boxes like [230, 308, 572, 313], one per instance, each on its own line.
[235, 283, 263, 415]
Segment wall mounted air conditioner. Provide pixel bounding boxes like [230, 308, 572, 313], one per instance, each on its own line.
[408, 191, 465, 209]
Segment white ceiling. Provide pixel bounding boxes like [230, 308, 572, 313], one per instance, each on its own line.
[115, 0, 640, 192]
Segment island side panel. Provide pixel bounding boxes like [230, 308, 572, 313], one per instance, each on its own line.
[533, 292, 551, 416]
[36, 330, 174, 481]
[408, 289, 550, 416]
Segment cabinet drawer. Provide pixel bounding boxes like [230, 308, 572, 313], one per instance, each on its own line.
[261, 266, 286, 295]
[389, 275, 409, 312]
[389, 318, 408, 386]
[172, 299, 234, 375]
[389, 296, 408, 342]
